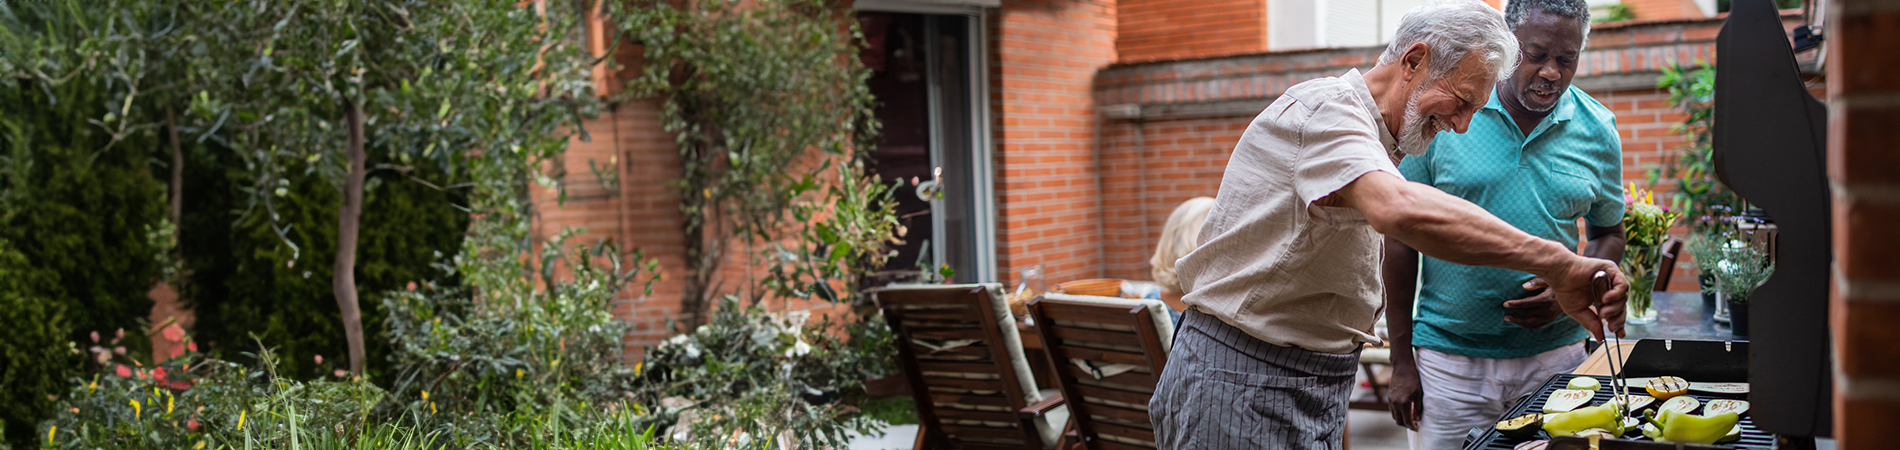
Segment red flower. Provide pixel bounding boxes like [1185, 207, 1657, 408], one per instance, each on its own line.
[114, 364, 132, 378]
[187, 341, 199, 353]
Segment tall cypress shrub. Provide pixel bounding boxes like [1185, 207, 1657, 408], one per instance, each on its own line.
[0, 79, 168, 448]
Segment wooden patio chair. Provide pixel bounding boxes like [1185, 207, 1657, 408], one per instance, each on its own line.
[1026, 293, 1176, 450]
[871, 283, 1072, 450]
[1654, 236, 1686, 290]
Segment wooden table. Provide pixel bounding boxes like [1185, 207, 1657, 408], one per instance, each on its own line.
[1572, 292, 1736, 376]
[1573, 339, 1639, 376]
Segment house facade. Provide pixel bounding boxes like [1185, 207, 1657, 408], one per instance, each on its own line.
[539, 0, 1824, 355]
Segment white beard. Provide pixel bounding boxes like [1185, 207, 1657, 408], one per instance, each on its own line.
[1396, 84, 1445, 156]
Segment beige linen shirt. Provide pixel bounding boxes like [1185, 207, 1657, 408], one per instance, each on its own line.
[1175, 68, 1403, 354]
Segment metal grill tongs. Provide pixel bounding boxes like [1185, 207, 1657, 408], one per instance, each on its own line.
[1592, 270, 1631, 416]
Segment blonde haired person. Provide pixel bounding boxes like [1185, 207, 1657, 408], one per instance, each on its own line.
[1150, 197, 1215, 312]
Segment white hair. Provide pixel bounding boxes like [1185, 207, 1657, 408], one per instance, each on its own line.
[1378, 0, 1520, 82]
[1150, 197, 1215, 295]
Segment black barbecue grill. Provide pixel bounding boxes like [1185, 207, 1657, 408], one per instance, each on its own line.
[1463, 373, 1774, 450]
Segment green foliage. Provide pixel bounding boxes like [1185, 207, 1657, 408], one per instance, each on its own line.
[1651, 63, 1741, 233]
[42, 334, 683, 450]
[615, 0, 887, 323]
[635, 297, 897, 448]
[181, 152, 468, 381]
[0, 238, 85, 449]
[379, 227, 658, 447]
[1686, 229, 1775, 304]
[1593, 4, 1636, 23]
[0, 34, 169, 446]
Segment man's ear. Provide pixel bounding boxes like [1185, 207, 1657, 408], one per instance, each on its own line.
[1401, 42, 1431, 83]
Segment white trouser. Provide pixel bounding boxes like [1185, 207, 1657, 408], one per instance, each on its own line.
[1407, 341, 1588, 450]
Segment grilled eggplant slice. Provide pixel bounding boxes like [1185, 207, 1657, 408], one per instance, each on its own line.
[1543, 389, 1595, 413]
[1498, 413, 1543, 440]
[1704, 399, 1749, 416]
[1659, 396, 1701, 415]
[1513, 440, 1550, 450]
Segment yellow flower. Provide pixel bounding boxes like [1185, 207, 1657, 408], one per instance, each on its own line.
[194, 440, 207, 450]
[130, 399, 142, 419]
[237, 410, 246, 430]
[633, 362, 642, 375]
[421, 390, 430, 401]
[167, 395, 175, 415]
[47, 426, 56, 444]
[430, 402, 438, 415]
[516, 368, 523, 379]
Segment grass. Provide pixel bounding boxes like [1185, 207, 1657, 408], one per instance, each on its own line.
[858, 396, 917, 426]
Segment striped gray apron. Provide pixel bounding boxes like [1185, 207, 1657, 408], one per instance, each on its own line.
[1149, 309, 1361, 449]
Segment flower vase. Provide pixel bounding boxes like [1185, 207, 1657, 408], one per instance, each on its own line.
[1621, 245, 1662, 325]
[1728, 300, 1749, 338]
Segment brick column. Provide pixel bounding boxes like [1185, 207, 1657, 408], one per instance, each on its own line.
[1827, 0, 1900, 447]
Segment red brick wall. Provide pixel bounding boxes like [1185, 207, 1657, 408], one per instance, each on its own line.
[1088, 15, 1821, 294]
[533, 99, 690, 358]
[1828, 0, 1900, 446]
[1097, 118, 1243, 281]
[992, 0, 1119, 286]
[1116, 0, 1266, 64]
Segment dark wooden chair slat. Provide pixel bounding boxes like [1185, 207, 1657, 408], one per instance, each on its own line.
[1037, 302, 1145, 325]
[1072, 383, 1152, 407]
[1047, 326, 1141, 346]
[1057, 345, 1150, 367]
[941, 424, 1031, 442]
[934, 408, 1021, 423]
[1091, 439, 1156, 450]
[931, 392, 1014, 407]
[1082, 419, 1154, 442]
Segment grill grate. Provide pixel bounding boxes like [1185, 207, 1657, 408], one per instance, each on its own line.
[1464, 373, 1775, 450]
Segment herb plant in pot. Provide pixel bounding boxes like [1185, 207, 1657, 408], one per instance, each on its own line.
[1692, 230, 1774, 337]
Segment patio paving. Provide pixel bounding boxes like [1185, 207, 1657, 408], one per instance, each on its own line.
[842, 412, 1409, 450]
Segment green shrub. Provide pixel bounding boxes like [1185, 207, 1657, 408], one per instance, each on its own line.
[0, 76, 169, 449]
[180, 152, 469, 381]
[0, 238, 83, 449]
[379, 227, 656, 447]
[41, 333, 681, 450]
[635, 297, 897, 448]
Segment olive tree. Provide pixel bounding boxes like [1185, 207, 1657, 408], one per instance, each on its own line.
[168, 0, 602, 375]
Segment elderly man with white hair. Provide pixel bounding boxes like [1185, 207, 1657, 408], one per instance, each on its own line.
[1148, 1, 1629, 447]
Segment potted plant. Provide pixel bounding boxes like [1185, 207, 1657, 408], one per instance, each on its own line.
[1690, 228, 1775, 337]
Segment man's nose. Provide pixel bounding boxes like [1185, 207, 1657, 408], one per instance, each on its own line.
[1448, 112, 1474, 134]
[1539, 64, 1561, 81]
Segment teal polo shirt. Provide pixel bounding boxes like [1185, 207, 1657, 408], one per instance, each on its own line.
[1399, 84, 1625, 359]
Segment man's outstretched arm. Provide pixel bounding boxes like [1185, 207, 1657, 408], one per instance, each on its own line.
[1323, 171, 1629, 339]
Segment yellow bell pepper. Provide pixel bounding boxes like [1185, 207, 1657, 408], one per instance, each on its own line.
[1658, 412, 1740, 445]
[1543, 404, 1620, 437]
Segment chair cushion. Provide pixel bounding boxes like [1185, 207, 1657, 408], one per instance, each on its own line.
[1034, 389, 1070, 449]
